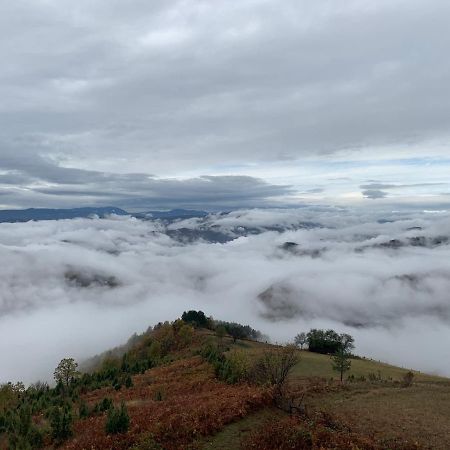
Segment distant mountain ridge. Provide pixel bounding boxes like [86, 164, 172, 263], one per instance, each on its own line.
[134, 208, 208, 220]
[0, 207, 210, 223]
[0, 207, 128, 223]
[0, 207, 323, 243]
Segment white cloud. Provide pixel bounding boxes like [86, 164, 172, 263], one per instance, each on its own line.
[1, 209, 450, 383]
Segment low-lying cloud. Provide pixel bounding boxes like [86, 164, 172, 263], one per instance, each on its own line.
[1, 207, 450, 383]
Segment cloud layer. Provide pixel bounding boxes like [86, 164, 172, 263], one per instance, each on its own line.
[1, 208, 450, 383]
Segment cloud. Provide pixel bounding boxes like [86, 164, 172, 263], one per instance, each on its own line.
[362, 189, 387, 199]
[1, 208, 450, 383]
[361, 182, 448, 190]
[1, 0, 450, 207]
[0, 145, 293, 209]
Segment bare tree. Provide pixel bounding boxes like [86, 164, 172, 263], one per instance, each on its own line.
[252, 345, 299, 396]
[294, 332, 307, 349]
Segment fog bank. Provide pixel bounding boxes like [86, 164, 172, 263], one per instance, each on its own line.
[1, 208, 450, 383]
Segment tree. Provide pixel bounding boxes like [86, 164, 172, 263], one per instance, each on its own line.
[105, 402, 130, 434]
[216, 325, 227, 348]
[331, 333, 355, 382]
[50, 404, 73, 443]
[228, 325, 246, 343]
[306, 329, 341, 354]
[252, 345, 299, 396]
[181, 310, 208, 328]
[178, 324, 194, 347]
[294, 332, 307, 350]
[54, 358, 79, 389]
[402, 371, 414, 388]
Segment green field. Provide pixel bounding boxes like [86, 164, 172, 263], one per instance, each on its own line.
[231, 337, 444, 382]
[291, 349, 445, 382]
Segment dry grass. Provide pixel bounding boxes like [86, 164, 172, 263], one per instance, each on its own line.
[63, 357, 271, 450]
[305, 381, 450, 449]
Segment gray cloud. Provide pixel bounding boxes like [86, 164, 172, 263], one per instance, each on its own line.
[362, 189, 388, 199]
[1, 0, 450, 207]
[361, 182, 448, 190]
[0, 139, 293, 209]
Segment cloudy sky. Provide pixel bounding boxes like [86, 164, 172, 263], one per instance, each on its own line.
[1, 0, 449, 210]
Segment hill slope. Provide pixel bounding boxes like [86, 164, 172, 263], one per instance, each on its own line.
[1, 317, 448, 449]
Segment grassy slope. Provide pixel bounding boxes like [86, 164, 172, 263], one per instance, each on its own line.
[234, 337, 443, 381]
[292, 350, 444, 382]
[30, 329, 448, 449]
[205, 338, 450, 449]
[306, 383, 450, 450]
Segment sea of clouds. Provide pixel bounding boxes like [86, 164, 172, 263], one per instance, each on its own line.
[1, 207, 450, 383]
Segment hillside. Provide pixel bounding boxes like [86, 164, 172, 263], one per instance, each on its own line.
[1, 315, 449, 449]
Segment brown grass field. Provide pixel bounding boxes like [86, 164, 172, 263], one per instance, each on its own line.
[1, 329, 443, 449]
[200, 338, 450, 449]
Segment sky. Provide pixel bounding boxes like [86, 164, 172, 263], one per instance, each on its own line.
[1, 0, 449, 211]
[2, 1, 450, 385]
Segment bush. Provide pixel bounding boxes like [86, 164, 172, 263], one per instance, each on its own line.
[178, 324, 194, 347]
[368, 371, 382, 383]
[153, 390, 164, 401]
[402, 371, 414, 388]
[4, 404, 45, 449]
[250, 345, 299, 395]
[95, 397, 113, 413]
[125, 375, 133, 388]
[200, 342, 249, 384]
[79, 401, 89, 419]
[105, 402, 130, 435]
[50, 404, 73, 443]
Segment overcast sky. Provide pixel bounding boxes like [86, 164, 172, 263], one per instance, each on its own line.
[1, 0, 449, 210]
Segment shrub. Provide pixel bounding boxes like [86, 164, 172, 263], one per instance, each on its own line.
[3, 404, 45, 449]
[178, 324, 194, 347]
[105, 402, 130, 435]
[250, 345, 299, 396]
[50, 404, 73, 443]
[153, 390, 164, 401]
[78, 401, 89, 419]
[95, 397, 113, 413]
[402, 371, 414, 388]
[125, 375, 133, 388]
[200, 342, 249, 384]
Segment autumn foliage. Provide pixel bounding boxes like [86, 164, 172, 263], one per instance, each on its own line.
[63, 357, 271, 449]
